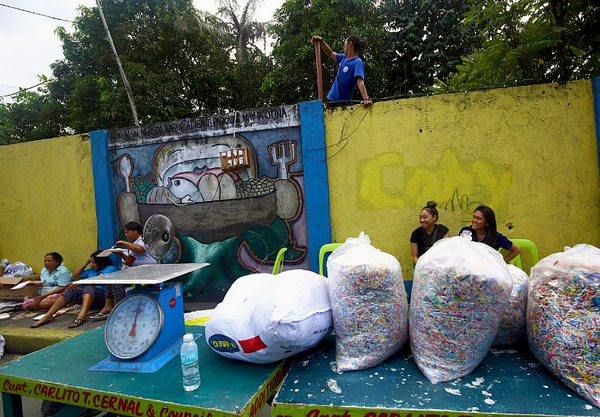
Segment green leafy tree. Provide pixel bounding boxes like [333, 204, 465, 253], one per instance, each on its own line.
[46, 0, 234, 133]
[264, 0, 478, 104]
[264, 0, 383, 105]
[0, 101, 16, 145]
[435, 0, 600, 92]
[0, 83, 66, 144]
[217, 0, 270, 62]
[376, 0, 481, 95]
[231, 54, 274, 108]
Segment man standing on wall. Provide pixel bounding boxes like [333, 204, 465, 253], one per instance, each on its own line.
[311, 35, 373, 108]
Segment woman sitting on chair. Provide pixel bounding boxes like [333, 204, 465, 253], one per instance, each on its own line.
[459, 205, 521, 263]
[31, 251, 117, 328]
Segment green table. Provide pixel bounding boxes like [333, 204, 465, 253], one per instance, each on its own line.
[272, 335, 597, 417]
[0, 326, 290, 417]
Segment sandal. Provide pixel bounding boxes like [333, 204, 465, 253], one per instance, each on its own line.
[31, 317, 55, 328]
[68, 317, 87, 328]
[89, 311, 110, 321]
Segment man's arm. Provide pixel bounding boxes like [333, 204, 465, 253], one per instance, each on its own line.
[311, 36, 337, 61]
[356, 78, 372, 108]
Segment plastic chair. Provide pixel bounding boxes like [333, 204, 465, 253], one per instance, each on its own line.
[504, 238, 539, 271]
[272, 247, 287, 274]
[319, 243, 342, 276]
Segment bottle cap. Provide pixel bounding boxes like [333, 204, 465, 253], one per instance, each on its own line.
[183, 334, 193, 342]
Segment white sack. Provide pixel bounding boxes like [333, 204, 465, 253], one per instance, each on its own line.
[3, 262, 33, 278]
[410, 235, 512, 383]
[327, 232, 408, 372]
[205, 270, 332, 363]
[527, 244, 600, 408]
[493, 264, 528, 346]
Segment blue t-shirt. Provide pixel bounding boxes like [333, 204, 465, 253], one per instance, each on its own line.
[327, 53, 365, 102]
[459, 226, 513, 251]
[80, 265, 118, 290]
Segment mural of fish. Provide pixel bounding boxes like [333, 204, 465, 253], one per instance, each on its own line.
[166, 168, 240, 204]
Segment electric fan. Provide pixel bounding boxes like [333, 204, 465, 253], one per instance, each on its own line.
[143, 214, 175, 262]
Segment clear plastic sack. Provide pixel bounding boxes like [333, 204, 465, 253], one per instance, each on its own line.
[410, 235, 513, 383]
[493, 264, 528, 346]
[527, 244, 600, 408]
[327, 232, 408, 372]
[3, 262, 33, 278]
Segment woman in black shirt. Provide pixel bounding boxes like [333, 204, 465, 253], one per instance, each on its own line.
[410, 201, 449, 264]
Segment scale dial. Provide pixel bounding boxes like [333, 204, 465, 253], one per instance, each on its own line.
[105, 294, 164, 360]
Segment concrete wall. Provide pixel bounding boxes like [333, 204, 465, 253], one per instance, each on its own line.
[0, 135, 98, 272]
[104, 106, 310, 301]
[324, 79, 600, 277]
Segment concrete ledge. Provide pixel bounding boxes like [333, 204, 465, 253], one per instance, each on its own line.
[0, 326, 85, 354]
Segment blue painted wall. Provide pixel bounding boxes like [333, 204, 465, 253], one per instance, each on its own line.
[90, 129, 118, 250]
[300, 100, 332, 273]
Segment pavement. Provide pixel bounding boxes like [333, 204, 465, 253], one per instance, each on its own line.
[0, 302, 217, 354]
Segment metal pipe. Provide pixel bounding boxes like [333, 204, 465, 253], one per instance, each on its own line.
[314, 41, 324, 101]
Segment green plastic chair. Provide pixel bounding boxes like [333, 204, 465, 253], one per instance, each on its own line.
[272, 247, 287, 274]
[504, 238, 539, 271]
[319, 243, 342, 276]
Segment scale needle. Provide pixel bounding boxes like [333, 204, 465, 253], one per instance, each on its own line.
[129, 305, 142, 337]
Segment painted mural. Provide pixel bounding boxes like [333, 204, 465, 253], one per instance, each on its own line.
[109, 105, 308, 301]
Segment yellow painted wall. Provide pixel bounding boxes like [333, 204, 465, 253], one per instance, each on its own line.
[0, 135, 98, 273]
[325, 80, 600, 278]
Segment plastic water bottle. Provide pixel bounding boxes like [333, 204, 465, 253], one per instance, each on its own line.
[180, 334, 201, 391]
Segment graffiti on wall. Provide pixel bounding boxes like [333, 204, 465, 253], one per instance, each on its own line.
[358, 149, 512, 217]
[109, 105, 307, 301]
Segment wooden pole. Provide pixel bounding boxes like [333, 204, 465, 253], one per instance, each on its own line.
[314, 41, 324, 101]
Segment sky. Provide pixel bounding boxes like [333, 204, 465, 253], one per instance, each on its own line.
[0, 0, 285, 101]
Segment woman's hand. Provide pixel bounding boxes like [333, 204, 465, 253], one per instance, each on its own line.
[23, 273, 40, 281]
[34, 294, 46, 303]
[115, 240, 130, 248]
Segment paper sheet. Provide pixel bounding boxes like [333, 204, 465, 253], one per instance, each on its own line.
[11, 281, 30, 290]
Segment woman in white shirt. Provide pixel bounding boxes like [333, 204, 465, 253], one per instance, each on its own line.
[116, 222, 157, 267]
[90, 222, 156, 320]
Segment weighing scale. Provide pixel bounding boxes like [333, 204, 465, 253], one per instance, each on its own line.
[75, 263, 208, 373]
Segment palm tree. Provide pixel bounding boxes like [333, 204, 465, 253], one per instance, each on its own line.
[217, 0, 269, 62]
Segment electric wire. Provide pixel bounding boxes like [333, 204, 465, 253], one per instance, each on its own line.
[1, 53, 113, 98]
[0, 3, 74, 23]
[1, 81, 47, 98]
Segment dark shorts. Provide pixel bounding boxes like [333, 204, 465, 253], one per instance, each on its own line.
[105, 284, 126, 304]
[62, 286, 105, 310]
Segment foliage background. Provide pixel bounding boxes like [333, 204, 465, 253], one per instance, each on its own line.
[1, 0, 598, 144]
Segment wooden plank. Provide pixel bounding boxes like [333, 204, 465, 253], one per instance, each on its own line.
[0, 326, 286, 417]
[273, 335, 596, 417]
